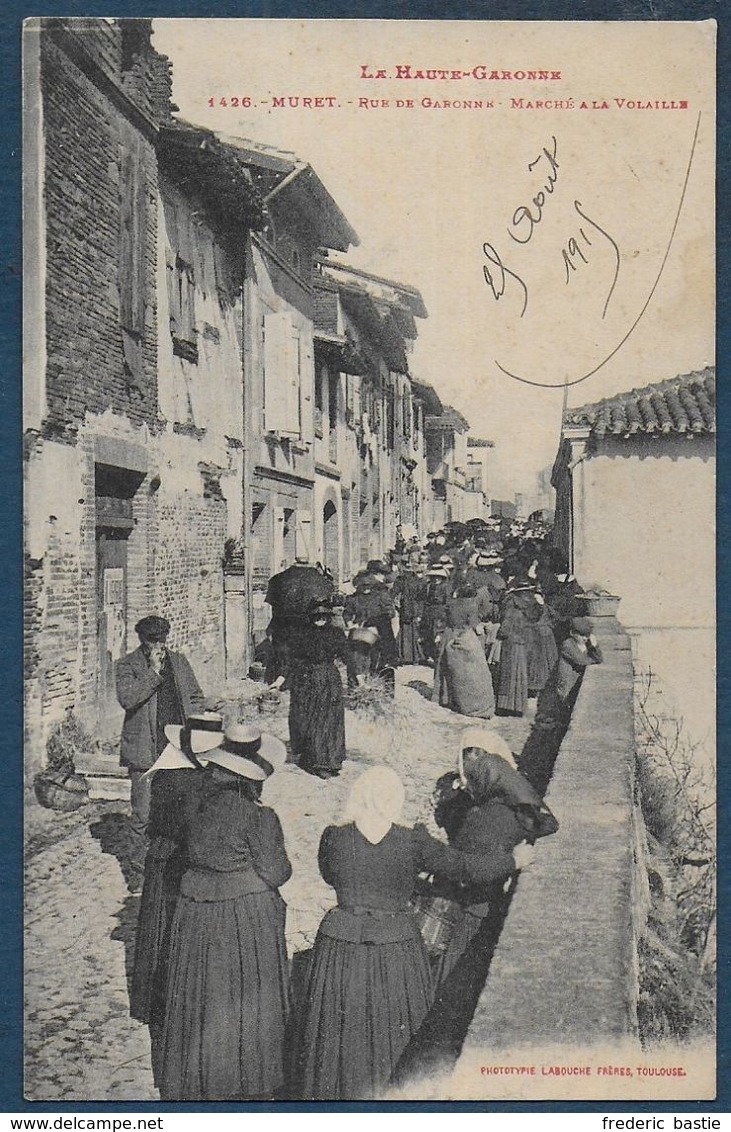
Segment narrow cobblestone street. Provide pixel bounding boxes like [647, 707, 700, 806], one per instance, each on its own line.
[25, 667, 532, 1103]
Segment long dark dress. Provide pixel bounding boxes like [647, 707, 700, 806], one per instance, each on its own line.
[289, 623, 347, 775]
[297, 821, 514, 1100]
[130, 766, 203, 1081]
[497, 591, 533, 715]
[420, 577, 451, 661]
[433, 596, 495, 718]
[546, 575, 586, 645]
[535, 635, 604, 729]
[393, 573, 425, 665]
[526, 602, 559, 695]
[159, 782, 292, 1101]
[433, 758, 558, 984]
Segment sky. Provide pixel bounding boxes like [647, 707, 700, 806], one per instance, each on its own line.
[151, 19, 715, 500]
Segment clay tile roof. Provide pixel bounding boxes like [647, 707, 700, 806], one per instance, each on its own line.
[564, 368, 715, 439]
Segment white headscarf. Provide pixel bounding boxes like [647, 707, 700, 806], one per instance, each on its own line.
[458, 726, 517, 786]
[342, 765, 405, 844]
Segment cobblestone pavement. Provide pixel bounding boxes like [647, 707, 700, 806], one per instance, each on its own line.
[24, 666, 532, 1103]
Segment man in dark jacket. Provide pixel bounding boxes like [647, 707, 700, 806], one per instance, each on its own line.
[535, 615, 603, 730]
[116, 615, 205, 878]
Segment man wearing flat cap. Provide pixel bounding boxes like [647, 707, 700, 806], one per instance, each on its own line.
[116, 614, 206, 880]
[534, 615, 603, 736]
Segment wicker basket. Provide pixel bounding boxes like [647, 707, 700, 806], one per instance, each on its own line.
[409, 890, 464, 955]
[34, 768, 89, 812]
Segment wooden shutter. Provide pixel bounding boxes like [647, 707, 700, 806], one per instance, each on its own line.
[264, 311, 299, 435]
[118, 124, 146, 337]
[295, 509, 313, 563]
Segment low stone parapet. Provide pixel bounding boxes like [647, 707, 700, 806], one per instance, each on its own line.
[459, 620, 641, 1056]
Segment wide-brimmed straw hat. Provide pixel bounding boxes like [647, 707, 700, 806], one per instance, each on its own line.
[144, 713, 224, 777]
[204, 724, 280, 781]
[164, 712, 225, 754]
[476, 552, 503, 567]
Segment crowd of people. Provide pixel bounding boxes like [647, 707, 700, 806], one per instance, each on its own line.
[257, 519, 604, 780]
[119, 711, 555, 1101]
[114, 518, 602, 1101]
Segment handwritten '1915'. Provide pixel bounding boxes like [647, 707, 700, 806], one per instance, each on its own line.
[481, 135, 620, 318]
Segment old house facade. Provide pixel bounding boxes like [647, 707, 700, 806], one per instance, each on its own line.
[463, 437, 494, 522]
[552, 368, 715, 758]
[425, 404, 471, 528]
[23, 22, 263, 771]
[552, 368, 715, 629]
[24, 19, 171, 772]
[220, 140, 360, 640]
[24, 19, 486, 772]
[312, 261, 431, 581]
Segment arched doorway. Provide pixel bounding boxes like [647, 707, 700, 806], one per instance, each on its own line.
[323, 498, 339, 582]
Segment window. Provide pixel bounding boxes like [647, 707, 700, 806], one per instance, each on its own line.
[168, 256, 198, 363]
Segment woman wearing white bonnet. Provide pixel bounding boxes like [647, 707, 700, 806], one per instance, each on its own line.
[459, 726, 517, 771]
[297, 764, 523, 1100]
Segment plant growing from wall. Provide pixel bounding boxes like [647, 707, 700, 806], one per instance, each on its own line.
[45, 711, 96, 772]
[633, 668, 715, 1043]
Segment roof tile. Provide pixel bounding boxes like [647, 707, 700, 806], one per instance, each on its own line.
[564, 368, 715, 439]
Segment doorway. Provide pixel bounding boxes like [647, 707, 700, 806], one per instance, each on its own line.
[322, 498, 339, 583]
[95, 462, 141, 742]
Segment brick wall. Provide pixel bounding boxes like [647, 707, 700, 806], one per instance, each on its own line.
[153, 489, 227, 695]
[25, 23, 168, 772]
[40, 33, 159, 441]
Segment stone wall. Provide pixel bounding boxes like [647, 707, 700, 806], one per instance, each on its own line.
[458, 620, 645, 1062]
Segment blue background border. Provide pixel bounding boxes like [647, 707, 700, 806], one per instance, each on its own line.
[1, 0, 726, 1114]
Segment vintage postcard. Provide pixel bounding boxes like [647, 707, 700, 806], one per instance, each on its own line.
[22, 17, 715, 1105]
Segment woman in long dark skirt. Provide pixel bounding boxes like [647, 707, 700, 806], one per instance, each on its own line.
[420, 566, 451, 661]
[130, 714, 224, 1081]
[393, 562, 426, 665]
[289, 598, 348, 779]
[432, 727, 558, 985]
[496, 581, 535, 715]
[158, 727, 292, 1101]
[296, 765, 523, 1100]
[433, 592, 495, 719]
[526, 594, 559, 697]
